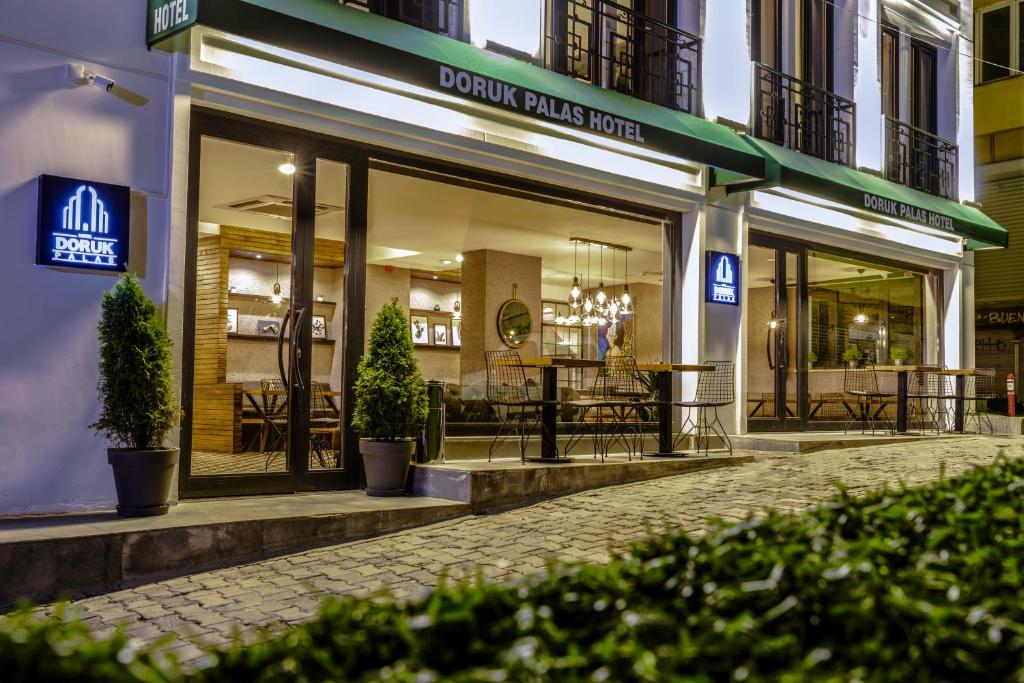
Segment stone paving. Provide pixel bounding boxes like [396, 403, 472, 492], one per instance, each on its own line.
[51, 436, 1023, 664]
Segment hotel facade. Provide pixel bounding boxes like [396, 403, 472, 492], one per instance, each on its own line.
[0, 0, 1006, 514]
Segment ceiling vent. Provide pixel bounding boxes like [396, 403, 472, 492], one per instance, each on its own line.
[218, 195, 344, 220]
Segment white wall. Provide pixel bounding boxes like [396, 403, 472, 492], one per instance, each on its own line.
[0, 2, 173, 515]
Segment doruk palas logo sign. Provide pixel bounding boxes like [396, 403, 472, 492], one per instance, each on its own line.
[37, 175, 130, 272]
[706, 251, 739, 306]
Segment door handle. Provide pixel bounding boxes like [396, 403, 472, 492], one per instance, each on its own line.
[278, 308, 291, 388]
[292, 307, 306, 392]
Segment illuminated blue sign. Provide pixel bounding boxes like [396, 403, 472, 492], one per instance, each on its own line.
[37, 175, 130, 272]
[706, 251, 739, 306]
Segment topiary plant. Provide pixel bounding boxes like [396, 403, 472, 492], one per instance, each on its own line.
[90, 274, 178, 450]
[352, 299, 428, 441]
[891, 346, 910, 360]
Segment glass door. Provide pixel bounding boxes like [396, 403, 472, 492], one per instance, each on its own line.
[747, 235, 807, 432]
[181, 124, 355, 497]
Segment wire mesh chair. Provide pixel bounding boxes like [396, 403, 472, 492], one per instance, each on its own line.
[965, 369, 998, 434]
[260, 378, 289, 470]
[309, 383, 340, 469]
[843, 366, 895, 434]
[564, 356, 659, 461]
[672, 360, 734, 456]
[484, 351, 556, 463]
[906, 367, 950, 434]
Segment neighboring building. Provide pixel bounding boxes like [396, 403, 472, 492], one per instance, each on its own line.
[973, 0, 1024, 393]
[0, 0, 1006, 515]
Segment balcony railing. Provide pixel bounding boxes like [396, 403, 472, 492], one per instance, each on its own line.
[340, 0, 463, 40]
[547, 0, 701, 115]
[884, 117, 958, 200]
[753, 63, 856, 166]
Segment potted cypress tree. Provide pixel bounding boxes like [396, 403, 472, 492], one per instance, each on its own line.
[353, 299, 428, 496]
[92, 274, 179, 517]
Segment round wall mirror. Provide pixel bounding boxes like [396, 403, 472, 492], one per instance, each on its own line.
[497, 298, 531, 348]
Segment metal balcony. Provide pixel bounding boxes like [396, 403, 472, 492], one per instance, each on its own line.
[546, 0, 702, 115]
[884, 117, 958, 200]
[753, 63, 856, 166]
[340, 0, 463, 40]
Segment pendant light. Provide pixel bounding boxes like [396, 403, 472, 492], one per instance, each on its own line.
[568, 239, 582, 313]
[582, 243, 595, 327]
[271, 262, 283, 305]
[595, 246, 607, 309]
[620, 250, 632, 315]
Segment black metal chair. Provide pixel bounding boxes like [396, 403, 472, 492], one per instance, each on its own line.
[965, 369, 998, 434]
[843, 365, 895, 434]
[484, 351, 557, 463]
[906, 367, 950, 434]
[309, 383, 340, 468]
[564, 356, 659, 461]
[672, 360, 734, 456]
[261, 378, 289, 470]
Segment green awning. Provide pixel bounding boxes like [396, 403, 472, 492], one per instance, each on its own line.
[170, 0, 765, 178]
[729, 136, 1008, 250]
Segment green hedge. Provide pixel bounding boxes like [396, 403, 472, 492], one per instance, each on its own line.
[5, 456, 1023, 682]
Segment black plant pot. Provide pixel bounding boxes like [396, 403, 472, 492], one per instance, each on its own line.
[108, 448, 179, 517]
[360, 439, 415, 497]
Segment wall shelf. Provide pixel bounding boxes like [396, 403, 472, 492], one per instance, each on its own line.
[414, 344, 462, 353]
[228, 333, 335, 346]
[229, 292, 338, 309]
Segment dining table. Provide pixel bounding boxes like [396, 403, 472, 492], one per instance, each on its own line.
[515, 357, 604, 460]
[872, 366, 993, 433]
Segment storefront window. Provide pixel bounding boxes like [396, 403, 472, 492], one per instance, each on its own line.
[366, 168, 665, 457]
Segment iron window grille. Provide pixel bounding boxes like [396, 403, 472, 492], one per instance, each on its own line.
[754, 62, 856, 166]
[546, 0, 702, 115]
[339, 0, 463, 40]
[884, 117, 959, 201]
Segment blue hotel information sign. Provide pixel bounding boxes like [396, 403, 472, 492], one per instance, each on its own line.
[36, 175, 130, 272]
[706, 251, 739, 305]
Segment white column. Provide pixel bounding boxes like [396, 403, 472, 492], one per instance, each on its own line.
[943, 263, 964, 370]
[957, 33, 976, 202]
[961, 252, 976, 368]
[701, 0, 752, 127]
[702, 200, 745, 435]
[853, 0, 883, 171]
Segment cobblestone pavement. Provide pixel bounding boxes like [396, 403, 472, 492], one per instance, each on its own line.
[55, 436, 1022, 663]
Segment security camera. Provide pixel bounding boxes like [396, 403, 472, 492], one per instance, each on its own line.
[90, 74, 116, 92]
[65, 63, 114, 91]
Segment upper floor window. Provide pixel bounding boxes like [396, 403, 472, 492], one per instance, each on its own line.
[752, 0, 834, 90]
[977, 1, 1023, 83]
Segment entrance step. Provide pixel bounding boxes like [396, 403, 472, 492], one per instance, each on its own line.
[0, 492, 468, 607]
[412, 452, 754, 513]
[730, 432, 941, 454]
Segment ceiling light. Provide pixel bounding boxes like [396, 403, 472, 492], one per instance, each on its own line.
[278, 162, 296, 175]
[440, 259, 453, 265]
[455, 254, 464, 263]
[255, 254, 262, 259]
[432, 275, 438, 280]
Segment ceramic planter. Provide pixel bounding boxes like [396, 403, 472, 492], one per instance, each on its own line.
[360, 439, 415, 496]
[108, 447, 179, 517]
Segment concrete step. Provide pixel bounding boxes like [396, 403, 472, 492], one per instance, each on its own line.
[0, 492, 469, 607]
[730, 433, 941, 454]
[412, 452, 754, 513]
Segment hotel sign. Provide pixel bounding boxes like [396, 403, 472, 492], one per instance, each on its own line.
[439, 66, 647, 145]
[706, 251, 739, 306]
[862, 193, 955, 231]
[36, 175, 130, 273]
[147, 0, 198, 44]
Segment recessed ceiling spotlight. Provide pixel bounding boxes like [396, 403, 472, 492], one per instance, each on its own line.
[432, 275, 438, 280]
[440, 259, 453, 265]
[255, 254, 262, 259]
[455, 254, 464, 263]
[278, 162, 297, 175]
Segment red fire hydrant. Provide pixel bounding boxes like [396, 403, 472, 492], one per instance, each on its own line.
[1009, 374, 1016, 418]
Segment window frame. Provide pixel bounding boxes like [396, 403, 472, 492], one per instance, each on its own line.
[976, 1, 1021, 84]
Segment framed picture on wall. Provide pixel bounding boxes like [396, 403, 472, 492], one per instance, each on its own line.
[311, 314, 327, 339]
[451, 321, 462, 347]
[433, 323, 449, 346]
[226, 308, 238, 334]
[411, 315, 429, 345]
